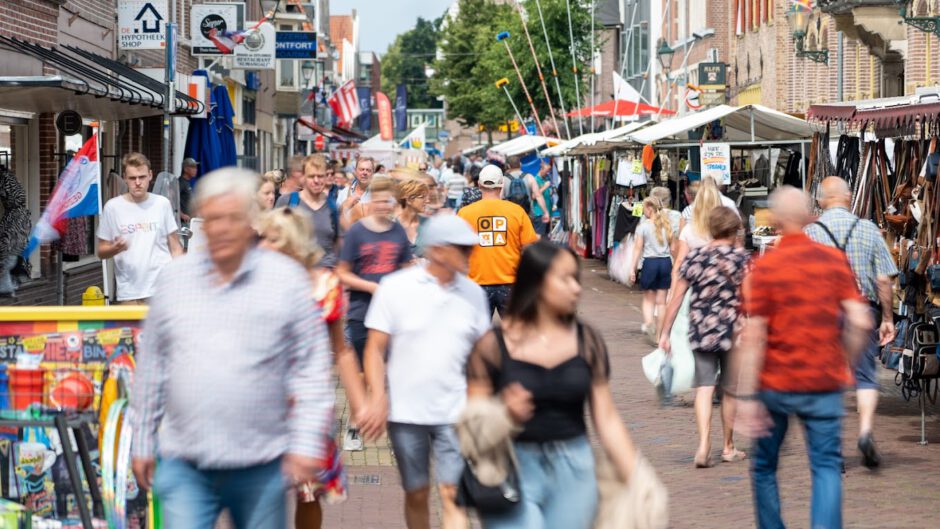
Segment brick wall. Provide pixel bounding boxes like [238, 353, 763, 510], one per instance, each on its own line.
[0, 0, 57, 45]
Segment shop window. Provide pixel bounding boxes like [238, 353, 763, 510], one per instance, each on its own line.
[621, 23, 649, 79]
[278, 61, 297, 89]
[243, 95, 257, 125]
[240, 130, 259, 171]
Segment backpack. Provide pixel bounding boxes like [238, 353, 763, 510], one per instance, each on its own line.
[507, 175, 531, 214]
[289, 192, 339, 237]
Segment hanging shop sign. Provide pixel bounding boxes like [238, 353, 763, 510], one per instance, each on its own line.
[118, 1, 169, 50]
[275, 32, 318, 60]
[698, 62, 727, 90]
[191, 3, 245, 56]
[55, 110, 83, 136]
[700, 142, 731, 185]
[233, 21, 276, 70]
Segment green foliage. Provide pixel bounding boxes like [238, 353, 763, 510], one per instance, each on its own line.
[433, 0, 595, 135]
[381, 17, 443, 109]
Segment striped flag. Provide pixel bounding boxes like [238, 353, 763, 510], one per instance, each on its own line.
[23, 134, 100, 257]
[207, 17, 270, 54]
[327, 80, 362, 126]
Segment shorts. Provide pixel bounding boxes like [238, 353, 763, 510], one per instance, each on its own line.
[693, 347, 730, 388]
[482, 284, 512, 316]
[639, 257, 672, 291]
[344, 319, 368, 367]
[387, 422, 464, 492]
[855, 307, 882, 391]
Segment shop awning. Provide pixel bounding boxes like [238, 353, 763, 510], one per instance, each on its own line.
[0, 36, 203, 120]
[332, 125, 368, 142]
[567, 99, 675, 118]
[807, 91, 940, 128]
[489, 134, 553, 157]
[627, 104, 813, 145]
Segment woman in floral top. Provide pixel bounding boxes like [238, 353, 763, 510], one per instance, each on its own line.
[659, 206, 750, 468]
[258, 207, 367, 529]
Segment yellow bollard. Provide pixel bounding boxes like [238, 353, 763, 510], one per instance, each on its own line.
[81, 286, 105, 306]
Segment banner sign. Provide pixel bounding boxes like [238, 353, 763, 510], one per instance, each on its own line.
[698, 62, 727, 90]
[376, 91, 393, 141]
[191, 3, 245, 56]
[118, 0, 168, 50]
[275, 32, 317, 60]
[395, 84, 407, 132]
[700, 143, 731, 185]
[357, 87, 372, 132]
[233, 22, 276, 70]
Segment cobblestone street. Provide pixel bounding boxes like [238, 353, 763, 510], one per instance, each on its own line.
[323, 261, 940, 529]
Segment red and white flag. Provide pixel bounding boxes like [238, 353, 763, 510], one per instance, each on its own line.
[327, 80, 362, 126]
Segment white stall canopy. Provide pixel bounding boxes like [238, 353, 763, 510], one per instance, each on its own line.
[489, 134, 552, 157]
[627, 104, 813, 146]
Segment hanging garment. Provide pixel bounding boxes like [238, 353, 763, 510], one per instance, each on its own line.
[0, 168, 30, 295]
[613, 202, 641, 242]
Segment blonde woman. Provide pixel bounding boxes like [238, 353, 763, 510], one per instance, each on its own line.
[673, 178, 723, 283]
[257, 207, 367, 529]
[628, 197, 673, 342]
[396, 178, 430, 254]
[258, 172, 278, 212]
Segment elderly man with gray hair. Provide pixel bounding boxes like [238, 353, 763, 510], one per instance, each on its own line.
[130, 168, 334, 529]
[805, 176, 897, 469]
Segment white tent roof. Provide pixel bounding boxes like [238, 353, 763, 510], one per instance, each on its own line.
[542, 122, 656, 156]
[489, 134, 552, 156]
[627, 104, 812, 145]
[360, 134, 399, 151]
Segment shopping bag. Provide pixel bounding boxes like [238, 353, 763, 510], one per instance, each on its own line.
[665, 292, 695, 394]
[608, 235, 634, 285]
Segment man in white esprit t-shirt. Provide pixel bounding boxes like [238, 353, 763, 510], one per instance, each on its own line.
[97, 152, 183, 304]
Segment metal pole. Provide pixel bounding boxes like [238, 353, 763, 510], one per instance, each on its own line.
[657, 38, 699, 120]
[499, 33, 547, 136]
[589, 0, 595, 132]
[565, 0, 584, 135]
[497, 78, 527, 134]
[163, 7, 174, 177]
[535, 0, 573, 139]
[513, 1, 562, 138]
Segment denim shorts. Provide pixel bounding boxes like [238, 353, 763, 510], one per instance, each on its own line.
[344, 319, 368, 366]
[639, 257, 672, 291]
[387, 422, 464, 492]
[481, 435, 598, 529]
[854, 307, 882, 390]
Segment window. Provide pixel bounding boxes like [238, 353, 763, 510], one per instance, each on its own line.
[243, 95, 256, 125]
[621, 23, 648, 79]
[240, 131, 259, 171]
[278, 61, 296, 88]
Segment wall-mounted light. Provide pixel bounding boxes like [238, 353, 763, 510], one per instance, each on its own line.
[785, 4, 829, 64]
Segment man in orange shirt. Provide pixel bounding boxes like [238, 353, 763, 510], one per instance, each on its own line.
[457, 164, 538, 315]
[734, 186, 872, 529]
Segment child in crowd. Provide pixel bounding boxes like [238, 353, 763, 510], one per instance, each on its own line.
[629, 197, 674, 343]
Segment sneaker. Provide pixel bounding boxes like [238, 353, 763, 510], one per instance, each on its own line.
[858, 433, 881, 469]
[343, 427, 364, 451]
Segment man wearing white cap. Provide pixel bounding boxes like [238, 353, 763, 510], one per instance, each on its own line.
[458, 164, 539, 315]
[359, 214, 490, 529]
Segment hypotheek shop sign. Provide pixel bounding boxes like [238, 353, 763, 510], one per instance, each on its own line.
[118, 0, 168, 50]
[275, 32, 317, 60]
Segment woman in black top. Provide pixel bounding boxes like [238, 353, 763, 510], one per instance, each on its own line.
[467, 240, 638, 529]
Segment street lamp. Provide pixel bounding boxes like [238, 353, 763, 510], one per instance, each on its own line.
[786, 4, 829, 64]
[301, 60, 316, 83]
[656, 39, 674, 71]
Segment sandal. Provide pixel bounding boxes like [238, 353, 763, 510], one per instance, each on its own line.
[721, 449, 748, 463]
[694, 453, 713, 468]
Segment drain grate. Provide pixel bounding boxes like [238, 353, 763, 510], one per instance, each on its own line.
[351, 474, 382, 485]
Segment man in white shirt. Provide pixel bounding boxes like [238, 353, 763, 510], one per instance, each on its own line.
[339, 156, 375, 229]
[97, 152, 183, 304]
[360, 214, 490, 529]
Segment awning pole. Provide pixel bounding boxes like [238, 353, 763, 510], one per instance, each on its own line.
[163, 4, 175, 177]
[750, 108, 755, 143]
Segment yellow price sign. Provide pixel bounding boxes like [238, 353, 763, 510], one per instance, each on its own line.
[96, 328, 123, 346]
[22, 335, 47, 352]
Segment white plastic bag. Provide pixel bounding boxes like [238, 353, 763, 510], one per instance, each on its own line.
[641, 292, 695, 394]
[608, 235, 634, 285]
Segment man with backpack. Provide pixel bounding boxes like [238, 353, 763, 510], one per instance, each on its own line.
[274, 154, 340, 268]
[503, 156, 550, 230]
[805, 176, 897, 469]
[458, 164, 538, 315]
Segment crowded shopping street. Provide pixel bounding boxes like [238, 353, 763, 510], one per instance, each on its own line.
[3, 1, 940, 528]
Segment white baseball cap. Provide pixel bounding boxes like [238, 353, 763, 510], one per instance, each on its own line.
[479, 164, 505, 189]
[420, 214, 479, 248]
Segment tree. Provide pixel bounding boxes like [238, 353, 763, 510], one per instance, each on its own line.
[380, 17, 443, 109]
[433, 0, 595, 140]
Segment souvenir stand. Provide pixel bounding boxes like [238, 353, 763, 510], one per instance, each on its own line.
[0, 306, 146, 529]
[621, 104, 814, 250]
[808, 91, 940, 444]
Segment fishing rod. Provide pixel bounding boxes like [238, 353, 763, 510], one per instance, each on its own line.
[497, 31, 547, 137]
[564, 0, 584, 135]
[534, 0, 573, 140]
[496, 78, 528, 136]
[512, 0, 563, 139]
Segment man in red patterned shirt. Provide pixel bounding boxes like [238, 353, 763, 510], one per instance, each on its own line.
[733, 186, 873, 529]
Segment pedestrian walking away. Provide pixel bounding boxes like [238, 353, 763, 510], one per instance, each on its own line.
[358, 214, 491, 529]
[129, 168, 335, 529]
[805, 176, 898, 469]
[274, 154, 340, 268]
[465, 239, 662, 529]
[659, 206, 750, 468]
[531, 160, 555, 236]
[337, 176, 413, 451]
[733, 186, 874, 529]
[629, 197, 673, 343]
[178, 157, 199, 224]
[96, 152, 183, 304]
[458, 164, 539, 316]
[257, 206, 368, 529]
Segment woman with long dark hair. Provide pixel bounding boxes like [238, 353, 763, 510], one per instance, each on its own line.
[466, 239, 639, 529]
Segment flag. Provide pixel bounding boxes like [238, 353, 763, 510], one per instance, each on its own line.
[207, 17, 270, 54]
[400, 123, 427, 150]
[613, 71, 642, 103]
[357, 87, 372, 132]
[327, 80, 362, 126]
[23, 134, 100, 257]
[395, 84, 408, 132]
[376, 91, 393, 141]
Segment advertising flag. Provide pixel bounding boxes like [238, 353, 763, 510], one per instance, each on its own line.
[357, 87, 373, 132]
[327, 80, 362, 125]
[395, 83, 408, 131]
[376, 91, 393, 140]
[400, 123, 427, 151]
[23, 134, 100, 257]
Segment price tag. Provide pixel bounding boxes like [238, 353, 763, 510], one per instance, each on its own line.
[632, 202, 644, 217]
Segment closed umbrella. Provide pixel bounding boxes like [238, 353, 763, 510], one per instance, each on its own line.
[211, 85, 238, 168]
[183, 71, 221, 186]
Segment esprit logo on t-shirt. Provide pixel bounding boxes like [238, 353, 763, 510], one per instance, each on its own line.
[119, 222, 159, 235]
[477, 216, 508, 247]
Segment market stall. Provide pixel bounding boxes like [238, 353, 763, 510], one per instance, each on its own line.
[808, 90, 940, 444]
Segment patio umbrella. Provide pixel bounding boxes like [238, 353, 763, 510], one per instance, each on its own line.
[211, 85, 238, 168]
[183, 71, 221, 185]
[567, 99, 676, 118]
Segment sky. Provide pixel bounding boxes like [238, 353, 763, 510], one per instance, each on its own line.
[329, 0, 451, 55]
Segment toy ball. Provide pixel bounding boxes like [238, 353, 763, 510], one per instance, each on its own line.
[50, 372, 94, 411]
[496, 31, 510, 41]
